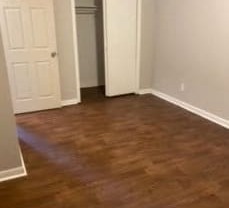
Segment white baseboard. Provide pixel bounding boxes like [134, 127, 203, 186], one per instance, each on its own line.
[138, 89, 153, 95]
[151, 89, 229, 129]
[0, 151, 27, 183]
[61, 99, 80, 107]
[19, 147, 27, 177]
[0, 167, 26, 183]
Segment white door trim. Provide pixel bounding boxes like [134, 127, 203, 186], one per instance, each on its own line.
[136, 0, 142, 93]
[70, 0, 81, 103]
[102, 0, 110, 95]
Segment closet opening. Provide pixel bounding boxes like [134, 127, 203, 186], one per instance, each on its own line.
[75, 0, 105, 102]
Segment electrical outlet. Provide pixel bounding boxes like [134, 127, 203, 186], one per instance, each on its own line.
[180, 83, 185, 92]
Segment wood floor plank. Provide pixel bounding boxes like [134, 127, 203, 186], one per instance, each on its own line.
[0, 87, 229, 207]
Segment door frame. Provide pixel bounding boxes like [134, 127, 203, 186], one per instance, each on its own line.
[136, 0, 142, 94]
[70, 0, 81, 103]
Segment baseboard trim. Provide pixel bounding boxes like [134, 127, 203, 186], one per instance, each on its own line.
[0, 151, 27, 183]
[138, 89, 153, 95]
[61, 99, 80, 107]
[151, 89, 229, 129]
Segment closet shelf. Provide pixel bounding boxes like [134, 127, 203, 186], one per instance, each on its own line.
[75, 6, 98, 14]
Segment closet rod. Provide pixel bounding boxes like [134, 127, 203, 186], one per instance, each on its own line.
[75, 6, 98, 14]
[75, 6, 97, 9]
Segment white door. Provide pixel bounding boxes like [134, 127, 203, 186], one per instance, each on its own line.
[0, 0, 61, 114]
[103, 0, 138, 96]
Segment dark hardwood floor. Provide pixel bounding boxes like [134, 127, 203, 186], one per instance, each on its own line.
[81, 86, 106, 102]
[1, 88, 229, 207]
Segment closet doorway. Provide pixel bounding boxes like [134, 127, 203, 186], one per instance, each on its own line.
[75, 0, 141, 102]
[76, 0, 105, 101]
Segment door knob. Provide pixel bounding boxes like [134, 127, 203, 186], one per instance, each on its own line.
[51, 52, 57, 58]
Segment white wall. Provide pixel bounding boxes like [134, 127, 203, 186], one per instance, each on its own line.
[152, 0, 229, 120]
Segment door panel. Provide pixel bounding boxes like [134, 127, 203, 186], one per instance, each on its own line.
[13, 62, 32, 100]
[5, 8, 25, 49]
[36, 61, 53, 97]
[30, 8, 49, 47]
[0, 0, 61, 113]
[103, 0, 138, 96]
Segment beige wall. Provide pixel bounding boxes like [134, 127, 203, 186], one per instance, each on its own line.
[153, 0, 229, 120]
[54, 0, 80, 101]
[0, 31, 22, 172]
[139, 0, 155, 89]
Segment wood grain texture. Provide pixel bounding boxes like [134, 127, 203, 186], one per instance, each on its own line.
[0, 87, 229, 208]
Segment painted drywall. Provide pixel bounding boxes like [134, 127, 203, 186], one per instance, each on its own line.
[76, 0, 105, 88]
[153, 0, 229, 120]
[139, 0, 155, 89]
[0, 31, 22, 172]
[53, 0, 80, 101]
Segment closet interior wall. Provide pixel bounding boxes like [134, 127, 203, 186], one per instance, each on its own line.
[75, 0, 105, 88]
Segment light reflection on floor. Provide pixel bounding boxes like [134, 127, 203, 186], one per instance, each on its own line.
[17, 125, 133, 204]
[17, 126, 103, 182]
